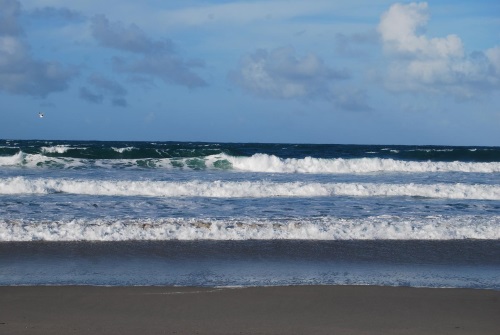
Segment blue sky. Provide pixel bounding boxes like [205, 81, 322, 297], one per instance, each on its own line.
[1, 0, 499, 145]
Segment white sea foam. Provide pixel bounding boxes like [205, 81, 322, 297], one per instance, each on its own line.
[219, 154, 500, 174]
[0, 152, 24, 166]
[112, 147, 135, 153]
[41, 145, 73, 154]
[1, 215, 498, 241]
[1, 177, 500, 200]
[0, 152, 86, 168]
[410, 149, 455, 152]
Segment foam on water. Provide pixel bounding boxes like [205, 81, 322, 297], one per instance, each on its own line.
[111, 147, 135, 153]
[1, 215, 498, 241]
[40, 145, 75, 154]
[0, 151, 24, 166]
[223, 154, 500, 174]
[1, 177, 499, 200]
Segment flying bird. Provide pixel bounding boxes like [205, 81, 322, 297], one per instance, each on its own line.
[38, 112, 44, 118]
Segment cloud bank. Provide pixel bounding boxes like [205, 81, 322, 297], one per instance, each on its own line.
[0, 0, 76, 97]
[378, 2, 500, 98]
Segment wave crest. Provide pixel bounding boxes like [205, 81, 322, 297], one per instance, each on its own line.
[41, 145, 74, 154]
[0, 152, 24, 166]
[224, 154, 500, 173]
[2, 152, 500, 173]
[2, 177, 500, 200]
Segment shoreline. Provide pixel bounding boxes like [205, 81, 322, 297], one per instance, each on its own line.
[1, 285, 499, 334]
[2, 240, 499, 289]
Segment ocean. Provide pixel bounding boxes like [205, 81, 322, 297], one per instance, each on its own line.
[0, 140, 499, 288]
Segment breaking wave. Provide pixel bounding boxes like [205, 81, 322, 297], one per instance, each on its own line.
[1, 216, 498, 241]
[2, 177, 499, 200]
[224, 154, 500, 174]
[40, 145, 75, 154]
[2, 152, 500, 174]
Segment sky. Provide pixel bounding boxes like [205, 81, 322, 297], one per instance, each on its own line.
[1, 0, 499, 145]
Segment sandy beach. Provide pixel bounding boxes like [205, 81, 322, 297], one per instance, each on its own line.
[0, 285, 498, 334]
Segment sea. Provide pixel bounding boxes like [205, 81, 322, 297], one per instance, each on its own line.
[0, 140, 499, 289]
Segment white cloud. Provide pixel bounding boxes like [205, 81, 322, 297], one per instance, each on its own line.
[378, 2, 464, 59]
[486, 47, 500, 74]
[232, 46, 349, 100]
[378, 2, 500, 97]
[0, 0, 77, 97]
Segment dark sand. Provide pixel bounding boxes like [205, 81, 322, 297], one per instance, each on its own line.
[0, 285, 499, 334]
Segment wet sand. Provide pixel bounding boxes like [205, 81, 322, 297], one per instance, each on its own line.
[0, 285, 499, 334]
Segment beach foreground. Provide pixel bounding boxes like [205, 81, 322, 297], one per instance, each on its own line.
[0, 285, 498, 334]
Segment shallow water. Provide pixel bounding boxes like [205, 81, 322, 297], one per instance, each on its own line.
[1, 240, 499, 289]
